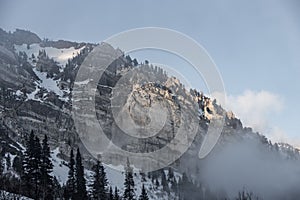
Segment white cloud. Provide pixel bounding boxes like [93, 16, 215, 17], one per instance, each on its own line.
[225, 90, 283, 132]
[213, 90, 300, 147]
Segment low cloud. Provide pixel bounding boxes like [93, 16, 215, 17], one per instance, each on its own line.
[212, 90, 300, 147]
[225, 90, 283, 132]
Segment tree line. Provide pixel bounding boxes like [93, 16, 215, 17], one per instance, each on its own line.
[0, 130, 258, 200]
[0, 131, 150, 200]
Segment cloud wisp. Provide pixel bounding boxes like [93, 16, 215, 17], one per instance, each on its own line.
[213, 90, 300, 147]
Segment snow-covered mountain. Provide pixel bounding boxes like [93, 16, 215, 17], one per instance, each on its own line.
[1, 28, 300, 200]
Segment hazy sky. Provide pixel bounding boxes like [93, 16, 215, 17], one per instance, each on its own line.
[1, 0, 300, 146]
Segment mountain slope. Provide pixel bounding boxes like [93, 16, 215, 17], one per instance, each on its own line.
[0, 28, 300, 200]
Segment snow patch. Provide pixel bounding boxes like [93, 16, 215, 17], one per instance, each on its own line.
[26, 86, 41, 102]
[33, 68, 63, 97]
[14, 43, 85, 67]
[51, 148, 69, 184]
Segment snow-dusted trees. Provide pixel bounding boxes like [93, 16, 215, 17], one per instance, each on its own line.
[90, 160, 108, 199]
[41, 134, 54, 199]
[74, 148, 88, 200]
[64, 148, 87, 200]
[22, 131, 53, 199]
[123, 158, 135, 200]
[22, 130, 41, 198]
[114, 186, 120, 200]
[138, 184, 149, 200]
[65, 149, 75, 200]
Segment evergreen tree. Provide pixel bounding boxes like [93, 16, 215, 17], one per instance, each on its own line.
[6, 153, 11, 170]
[108, 186, 114, 200]
[40, 134, 54, 199]
[90, 160, 108, 199]
[114, 187, 120, 200]
[138, 184, 149, 200]
[123, 158, 135, 200]
[65, 149, 75, 199]
[171, 178, 178, 195]
[53, 176, 62, 199]
[140, 171, 146, 182]
[33, 135, 42, 198]
[168, 167, 174, 181]
[12, 156, 23, 174]
[161, 170, 169, 192]
[155, 178, 159, 188]
[74, 148, 87, 200]
[0, 155, 3, 176]
[22, 131, 34, 191]
[0, 154, 3, 188]
[22, 130, 41, 198]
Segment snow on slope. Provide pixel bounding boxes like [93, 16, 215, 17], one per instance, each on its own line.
[25, 68, 70, 102]
[26, 85, 42, 102]
[14, 43, 85, 67]
[14, 43, 79, 102]
[51, 148, 69, 184]
[51, 148, 176, 199]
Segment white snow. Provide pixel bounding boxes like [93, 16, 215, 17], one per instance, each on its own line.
[51, 147, 175, 199]
[33, 68, 63, 97]
[51, 147, 69, 184]
[15, 90, 22, 96]
[14, 43, 85, 67]
[25, 68, 69, 102]
[26, 86, 41, 102]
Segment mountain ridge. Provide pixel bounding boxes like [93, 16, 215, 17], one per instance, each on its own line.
[1, 28, 300, 200]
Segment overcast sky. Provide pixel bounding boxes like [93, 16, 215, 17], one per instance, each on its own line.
[1, 0, 300, 146]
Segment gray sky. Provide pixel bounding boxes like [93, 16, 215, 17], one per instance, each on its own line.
[1, 0, 300, 146]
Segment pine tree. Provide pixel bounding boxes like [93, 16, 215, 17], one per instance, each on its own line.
[53, 176, 62, 199]
[140, 171, 146, 182]
[171, 178, 178, 194]
[161, 170, 169, 192]
[138, 184, 149, 200]
[155, 178, 159, 188]
[0, 155, 3, 178]
[108, 186, 114, 200]
[65, 149, 75, 199]
[90, 160, 108, 199]
[33, 135, 42, 198]
[114, 187, 120, 200]
[22, 131, 34, 191]
[6, 154, 11, 170]
[22, 130, 41, 198]
[74, 148, 87, 200]
[168, 167, 174, 181]
[40, 134, 54, 199]
[123, 158, 135, 200]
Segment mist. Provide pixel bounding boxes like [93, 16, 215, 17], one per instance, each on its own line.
[199, 138, 300, 199]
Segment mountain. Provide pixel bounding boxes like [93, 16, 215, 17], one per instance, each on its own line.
[0, 28, 300, 200]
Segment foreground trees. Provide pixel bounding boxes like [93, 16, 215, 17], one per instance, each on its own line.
[22, 131, 53, 199]
[64, 148, 88, 200]
[123, 159, 135, 200]
[90, 160, 108, 199]
[0, 130, 232, 200]
[139, 184, 149, 200]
